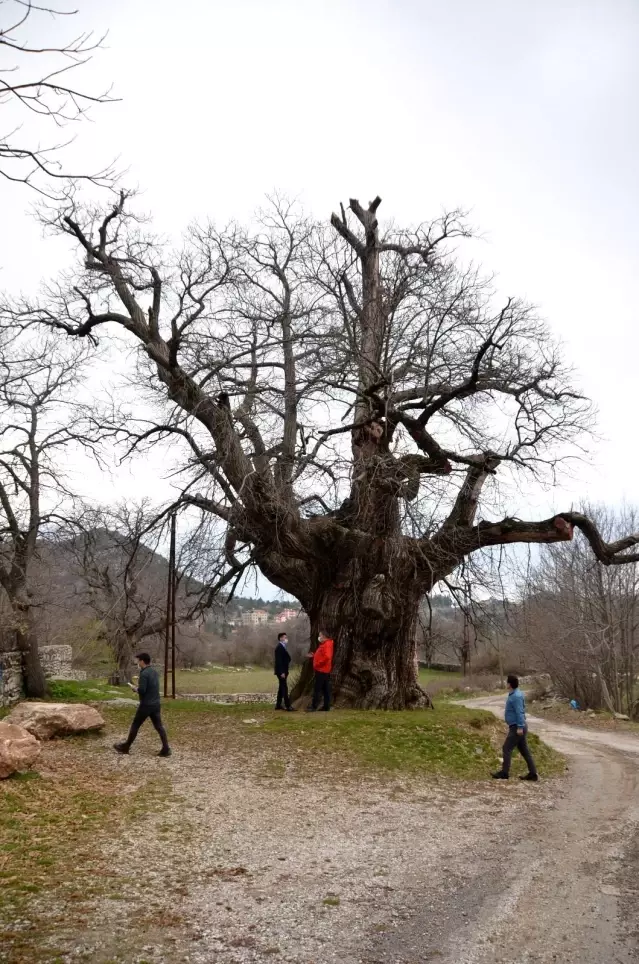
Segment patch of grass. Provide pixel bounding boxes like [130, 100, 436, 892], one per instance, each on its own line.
[0, 744, 170, 962]
[323, 896, 341, 906]
[25, 679, 562, 781]
[418, 668, 462, 686]
[155, 698, 563, 780]
[178, 665, 464, 696]
[175, 666, 278, 695]
[46, 678, 130, 702]
[423, 673, 503, 702]
[47, 666, 467, 701]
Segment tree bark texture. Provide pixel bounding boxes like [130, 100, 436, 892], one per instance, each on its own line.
[13, 591, 46, 698]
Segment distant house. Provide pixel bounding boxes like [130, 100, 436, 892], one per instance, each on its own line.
[242, 609, 269, 626]
[275, 608, 299, 624]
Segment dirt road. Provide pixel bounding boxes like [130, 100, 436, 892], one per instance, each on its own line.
[10, 702, 639, 964]
[435, 695, 639, 964]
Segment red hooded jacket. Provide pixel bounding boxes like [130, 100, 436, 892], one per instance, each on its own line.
[313, 638, 334, 674]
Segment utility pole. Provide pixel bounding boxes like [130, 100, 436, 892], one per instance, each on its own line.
[462, 608, 471, 677]
[163, 512, 177, 699]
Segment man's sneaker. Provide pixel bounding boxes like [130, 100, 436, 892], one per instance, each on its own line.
[285, 707, 295, 712]
[113, 742, 129, 754]
[491, 771, 509, 779]
[158, 748, 172, 757]
[519, 773, 539, 781]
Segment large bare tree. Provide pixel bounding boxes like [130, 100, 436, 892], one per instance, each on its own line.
[1, 0, 114, 195]
[13, 192, 639, 707]
[0, 328, 102, 695]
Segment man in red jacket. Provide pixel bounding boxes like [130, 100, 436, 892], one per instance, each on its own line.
[306, 629, 334, 712]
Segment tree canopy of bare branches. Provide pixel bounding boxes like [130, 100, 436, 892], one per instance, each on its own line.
[12, 191, 639, 707]
[0, 0, 115, 195]
[0, 326, 105, 694]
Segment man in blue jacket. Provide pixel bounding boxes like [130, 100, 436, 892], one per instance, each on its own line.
[492, 674, 538, 781]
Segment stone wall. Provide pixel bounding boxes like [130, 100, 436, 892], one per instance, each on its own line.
[39, 645, 87, 682]
[0, 651, 23, 706]
[180, 692, 273, 704]
[419, 661, 461, 674]
[0, 645, 86, 707]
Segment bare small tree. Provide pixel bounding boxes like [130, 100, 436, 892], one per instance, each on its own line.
[1, 0, 115, 195]
[66, 501, 224, 682]
[14, 192, 639, 708]
[0, 328, 101, 695]
[513, 504, 639, 716]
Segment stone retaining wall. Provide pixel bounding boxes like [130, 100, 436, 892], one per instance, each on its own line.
[0, 651, 23, 706]
[0, 645, 86, 706]
[180, 692, 273, 704]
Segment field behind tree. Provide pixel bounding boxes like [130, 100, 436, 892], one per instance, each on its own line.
[172, 665, 469, 696]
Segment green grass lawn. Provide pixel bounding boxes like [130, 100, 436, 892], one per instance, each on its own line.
[42, 678, 561, 780]
[26, 667, 466, 704]
[175, 665, 280, 694]
[171, 665, 464, 696]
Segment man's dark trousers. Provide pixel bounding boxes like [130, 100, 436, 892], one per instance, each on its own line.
[502, 724, 537, 776]
[311, 671, 331, 710]
[124, 705, 169, 752]
[276, 676, 291, 710]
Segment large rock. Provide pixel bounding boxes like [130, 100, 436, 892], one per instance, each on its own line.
[0, 721, 41, 779]
[6, 702, 106, 740]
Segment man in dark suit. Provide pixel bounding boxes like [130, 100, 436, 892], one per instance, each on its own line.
[274, 632, 294, 711]
[113, 653, 171, 756]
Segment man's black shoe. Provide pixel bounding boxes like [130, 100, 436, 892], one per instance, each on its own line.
[519, 773, 539, 781]
[491, 771, 509, 779]
[285, 707, 295, 712]
[320, 707, 331, 711]
[113, 742, 130, 754]
[274, 706, 283, 710]
[158, 748, 172, 757]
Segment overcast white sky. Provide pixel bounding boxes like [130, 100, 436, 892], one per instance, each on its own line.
[2, 0, 638, 597]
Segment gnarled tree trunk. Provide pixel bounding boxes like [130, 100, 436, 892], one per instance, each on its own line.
[327, 591, 427, 708]
[13, 589, 46, 699]
[290, 571, 432, 709]
[107, 631, 135, 685]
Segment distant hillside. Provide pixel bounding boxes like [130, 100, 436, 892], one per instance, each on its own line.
[0, 532, 302, 653]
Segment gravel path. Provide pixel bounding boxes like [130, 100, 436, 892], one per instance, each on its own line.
[437, 696, 639, 964]
[16, 702, 639, 964]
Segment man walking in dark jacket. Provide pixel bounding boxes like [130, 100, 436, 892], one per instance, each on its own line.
[114, 653, 171, 757]
[274, 632, 293, 711]
[492, 674, 537, 781]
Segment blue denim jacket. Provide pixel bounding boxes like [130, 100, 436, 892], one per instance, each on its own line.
[505, 688, 526, 728]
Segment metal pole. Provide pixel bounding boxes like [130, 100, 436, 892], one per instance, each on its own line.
[170, 511, 177, 699]
[163, 516, 172, 698]
[164, 536, 171, 699]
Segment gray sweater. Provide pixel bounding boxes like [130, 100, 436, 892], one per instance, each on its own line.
[137, 665, 161, 707]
